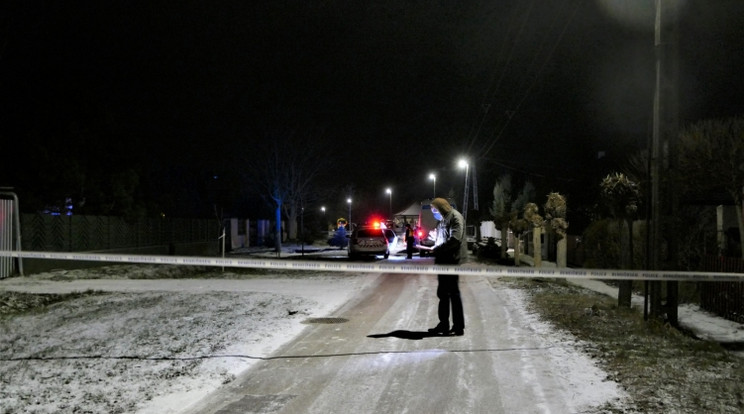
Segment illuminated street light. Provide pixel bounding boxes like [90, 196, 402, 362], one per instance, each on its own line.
[428, 173, 436, 198]
[347, 198, 352, 228]
[458, 159, 469, 223]
[385, 188, 392, 218]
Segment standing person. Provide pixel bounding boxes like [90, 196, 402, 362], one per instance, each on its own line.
[404, 223, 415, 259]
[427, 198, 468, 336]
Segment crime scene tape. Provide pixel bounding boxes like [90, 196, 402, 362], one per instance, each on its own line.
[3, 250, 744, 282]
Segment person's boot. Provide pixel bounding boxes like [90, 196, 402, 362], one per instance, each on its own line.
[427, 324, 449, 335]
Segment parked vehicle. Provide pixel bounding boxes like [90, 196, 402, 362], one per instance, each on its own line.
[348, 226, 391, 259]
[382, 228, 400, 254]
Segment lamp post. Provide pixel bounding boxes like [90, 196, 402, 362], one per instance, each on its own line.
[300, 204, 305, 255]
[428, 173, 436, 198]
[347, 198, 352, 229]
[321, 206, 326, 232]
[458, 159, 469, 223]
[385, 188, 392, 218]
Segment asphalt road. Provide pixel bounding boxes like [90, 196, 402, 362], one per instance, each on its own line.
[185, 272, 610, 414]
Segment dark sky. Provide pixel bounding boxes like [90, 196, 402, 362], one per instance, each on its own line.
[1, 0, 743, 223]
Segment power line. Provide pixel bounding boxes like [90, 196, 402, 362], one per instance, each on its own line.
[473, 1, 583, 159]
[466, 0, 537, 155]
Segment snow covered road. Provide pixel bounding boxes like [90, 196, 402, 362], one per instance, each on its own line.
[186, 273, 627, 414]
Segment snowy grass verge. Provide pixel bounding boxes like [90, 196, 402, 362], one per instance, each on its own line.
[502, 277, 744, 414]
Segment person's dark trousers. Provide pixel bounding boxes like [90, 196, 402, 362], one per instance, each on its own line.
[437, 274, 464, 330]
[406, 237, 414, 258]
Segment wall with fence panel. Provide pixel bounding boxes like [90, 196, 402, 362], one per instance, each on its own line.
[701, 255, 744, 324]
[14, 214, 219, 275]
[20, 214, 217, 252]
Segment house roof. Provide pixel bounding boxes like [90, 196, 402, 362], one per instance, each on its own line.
[394, 201, 422, 217]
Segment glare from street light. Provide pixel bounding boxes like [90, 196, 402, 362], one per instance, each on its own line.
[347, 198, 352, 228]
[458, 158, 470, 222]
[385, 188, 392, 218]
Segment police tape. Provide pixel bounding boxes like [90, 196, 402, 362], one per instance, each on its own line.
[2, 250, 744, 282]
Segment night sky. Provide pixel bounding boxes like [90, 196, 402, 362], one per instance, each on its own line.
[1, 1, 742, 227]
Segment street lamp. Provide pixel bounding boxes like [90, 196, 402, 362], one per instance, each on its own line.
[321, 206, 326, 231]
[347, 198, 352, 229]
[458, 159, 469, 223]
[428, 173, 436, 198]
[300, 204, 305, 255]
[385, 188, 392, 218]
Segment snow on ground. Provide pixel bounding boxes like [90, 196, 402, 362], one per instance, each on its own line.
[568, 278, 744, 348]
[1, 244, 742, 413]
[0, 246, 378, 414]
[496, 286, 629, 411]
[520, 252, 744, 348]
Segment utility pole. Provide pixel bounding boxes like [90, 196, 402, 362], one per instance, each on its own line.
[648, 0, 680, 324]
[472, 163, 479, 212]
[459, 159, 470, 224]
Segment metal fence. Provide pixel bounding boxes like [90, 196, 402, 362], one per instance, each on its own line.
[1, 192, 22, 278]
[700, 255, 744, 324]
[21, 213, 218, 252]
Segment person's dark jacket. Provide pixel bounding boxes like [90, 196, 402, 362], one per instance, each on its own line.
[432, 209, 467, 265]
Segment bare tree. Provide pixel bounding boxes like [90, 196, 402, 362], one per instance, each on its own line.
[242, 128, 329, 252]
[679, 116, 744, 258]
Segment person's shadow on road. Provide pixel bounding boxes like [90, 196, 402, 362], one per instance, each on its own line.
[367, 330, 439, 340]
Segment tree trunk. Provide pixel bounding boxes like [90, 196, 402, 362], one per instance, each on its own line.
[556, 237, 567, 267]
[618, 281, 633, 308]
[532, 227, 542, 267]
[737, 193, 744, 259]
[514, 235, 521, 266]
[287, 203, 298, 240]
[500, 225, 508, 259]
[618, 219, 633, 308]
[274, 205, 282, 255]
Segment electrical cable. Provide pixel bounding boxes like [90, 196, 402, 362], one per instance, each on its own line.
[472, 1, 583, 160]
[466, 0, 537, 155]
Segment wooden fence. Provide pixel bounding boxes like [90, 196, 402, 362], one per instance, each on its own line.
[700, 256, 744, 324]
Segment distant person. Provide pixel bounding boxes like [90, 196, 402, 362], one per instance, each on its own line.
[426, 197, 467, 336]
[404, 223, 415, 259]
[328, 224, 348, 249]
